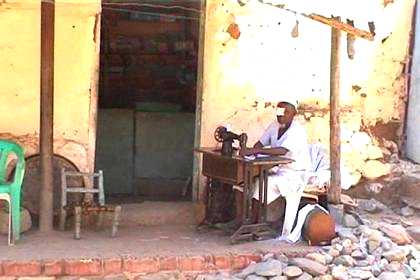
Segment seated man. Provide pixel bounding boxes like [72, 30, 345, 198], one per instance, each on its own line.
[235, 99, 312, 237]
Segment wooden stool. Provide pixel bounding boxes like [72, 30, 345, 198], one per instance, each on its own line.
[59, 169, 122, 239]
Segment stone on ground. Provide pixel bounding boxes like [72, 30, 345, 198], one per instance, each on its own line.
[332, 265, 349, 280]
[337, 228, 358, 242]
[401, 197, 420, 210]
[406, 226, 420, 242]
[245, 275, 266, 280]
[270, 276, 287, 280]
[351, 250, 367, 260]
[317, 275, 333, 280]
[380, 223, 413, 245]
[254, 259, 283, 277]
[343, 214, 359, 228]
[274, 253, 289, 263]
[333, 255, 356, 267]
[381, 239, 394, 251]
[357, 199, 387, 213]
[400, 206, 414, 217]
[328, 248, 340, 258]
[234, 263, 258, 279]
[382, 248, 409, 262]
[295, 272, 313, 280]
[289, 258, 328, 276]
[355, 260, 370, 267]
[284, 266, 303, 277]
[305, 253, 327, 265]
[348, 268, 374, 279]
[377, 271, 407, 280]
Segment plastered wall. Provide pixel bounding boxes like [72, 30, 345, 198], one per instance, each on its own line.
[199, 0, 415, 192]
[0, 0, 100, 171]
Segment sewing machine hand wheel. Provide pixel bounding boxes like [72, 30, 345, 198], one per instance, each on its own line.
[214, 126, 227, 143]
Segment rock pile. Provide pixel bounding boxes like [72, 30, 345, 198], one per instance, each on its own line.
[196, 224, 420, 280]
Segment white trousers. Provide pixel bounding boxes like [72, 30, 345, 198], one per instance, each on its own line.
[236, 168, 306, 237]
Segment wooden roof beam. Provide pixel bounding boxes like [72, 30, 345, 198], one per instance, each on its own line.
[307, 13, 375, 41]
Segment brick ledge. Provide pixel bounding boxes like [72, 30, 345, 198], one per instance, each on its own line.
[0, 248, 314, 277]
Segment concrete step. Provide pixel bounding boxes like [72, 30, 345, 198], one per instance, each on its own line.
[111, 201, 197, 226]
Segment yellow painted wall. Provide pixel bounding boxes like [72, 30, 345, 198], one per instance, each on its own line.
[0, 0, 100, 171]
[200, 0, 415, 191]
[0, 0, 415, 192]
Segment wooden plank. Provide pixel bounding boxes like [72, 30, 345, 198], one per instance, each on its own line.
[308, 14, 374, 41]
[64, 171, 102, 177]
[39, 0, 55, 232]
[328, 17, 342, 205]
[65, 188, 100, 193]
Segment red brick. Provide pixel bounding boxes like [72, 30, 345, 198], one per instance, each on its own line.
[43, 260, 63, 276]
[213, 255, 232, 270]
[178, 256, 208, 272]
[3, 261, 42, 276]
[0, 261, 3, 276]
[17, 277, 55, 280]
[63, 259, 102, 276]
[122, 257, 159, 274]
[231, 255, 249, 270]
[103, 258, 122, 275]
[158, 256, 178, 271]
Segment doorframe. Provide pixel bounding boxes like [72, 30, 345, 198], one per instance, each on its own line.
[405, 0, 420, 162]
[192, 0, 207, 202]
[88, 1, 206, 201]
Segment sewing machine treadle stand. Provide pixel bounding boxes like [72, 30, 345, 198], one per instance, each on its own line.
[196, 148, 292, 244]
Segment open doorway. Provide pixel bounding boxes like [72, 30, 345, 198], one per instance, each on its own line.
[95, 1, 200, 203]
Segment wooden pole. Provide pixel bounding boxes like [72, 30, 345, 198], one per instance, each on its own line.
[86, 11, 101, 199]
[328, 18, 342, 205]
[39, 0, 55, 232]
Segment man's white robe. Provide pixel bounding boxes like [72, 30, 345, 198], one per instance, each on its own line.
[253, 120, 312, 236]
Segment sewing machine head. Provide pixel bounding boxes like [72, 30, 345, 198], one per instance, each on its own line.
[214, 126, 247, 156]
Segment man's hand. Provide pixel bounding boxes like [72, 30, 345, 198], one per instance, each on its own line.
[239, 147, 288, 156]
[259, 148, 288, 156]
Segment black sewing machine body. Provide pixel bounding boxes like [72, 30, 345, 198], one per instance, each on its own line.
[214, 126, 248, 156]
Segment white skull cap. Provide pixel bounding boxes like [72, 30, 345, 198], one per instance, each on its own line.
[278, 97, 298, 110]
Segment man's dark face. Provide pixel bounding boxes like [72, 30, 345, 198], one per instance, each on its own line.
[276, 102, 296, 127]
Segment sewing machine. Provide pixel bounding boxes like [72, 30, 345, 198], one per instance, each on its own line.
[214, 126, 248, 156]
[195, 126, 293, 243]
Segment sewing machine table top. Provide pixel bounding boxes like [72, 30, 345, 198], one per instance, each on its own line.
[196, 147, 293, 165]
[196, 147, 293, 185]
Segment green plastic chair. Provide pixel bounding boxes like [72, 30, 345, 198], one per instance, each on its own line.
[0, 140, 25, 243]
